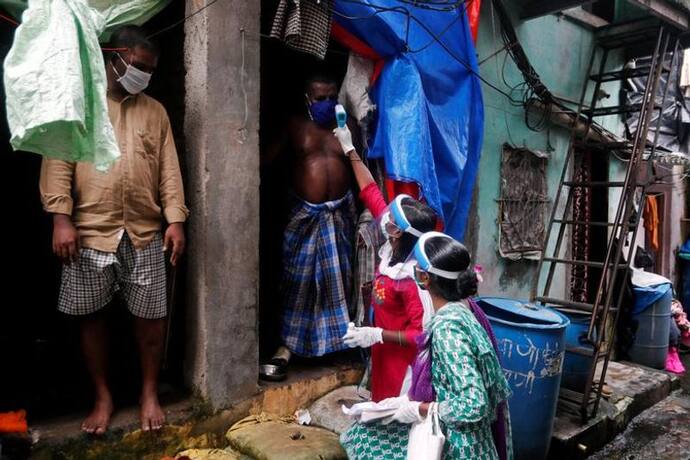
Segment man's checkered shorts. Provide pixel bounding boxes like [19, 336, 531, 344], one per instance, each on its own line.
[58, 232, 167, 319]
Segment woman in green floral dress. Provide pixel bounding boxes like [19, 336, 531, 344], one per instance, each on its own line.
[341, 232, 512, 459]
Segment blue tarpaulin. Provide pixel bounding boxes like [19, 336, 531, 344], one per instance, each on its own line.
[334, 1, 484, 240]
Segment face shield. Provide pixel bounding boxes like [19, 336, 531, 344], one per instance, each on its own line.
[410, 231, 463, 285]
[375, 194, 424, 240]
[374, 194, 426, 274]
[395, 231, 460, 328]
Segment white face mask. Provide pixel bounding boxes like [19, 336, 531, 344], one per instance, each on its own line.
[380, 212, 392, 237]
[112, 53, 152, 95]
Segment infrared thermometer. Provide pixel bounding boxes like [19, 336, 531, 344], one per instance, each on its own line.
[335, 104, 347, 128]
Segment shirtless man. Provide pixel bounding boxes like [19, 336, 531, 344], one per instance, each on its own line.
[262, 75, 358, 377]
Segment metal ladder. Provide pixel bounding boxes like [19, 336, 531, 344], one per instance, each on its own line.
[529, 19, 680, 421]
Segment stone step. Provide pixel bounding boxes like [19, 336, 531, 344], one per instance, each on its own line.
[548, 361, 680, 460]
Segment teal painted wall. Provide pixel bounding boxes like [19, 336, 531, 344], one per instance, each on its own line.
[471, 2, 626, 300]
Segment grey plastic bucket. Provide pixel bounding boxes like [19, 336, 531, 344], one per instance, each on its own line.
[629, 288, 672, 369]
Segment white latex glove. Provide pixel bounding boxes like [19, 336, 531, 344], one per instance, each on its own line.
[342, 322, 383, 348]
[376, 396, 407, 409]
[342, 401, 377, 417]
[342, 396, 406, 422]
[333, 126, 355, 155]
[382, 396, 422, 425]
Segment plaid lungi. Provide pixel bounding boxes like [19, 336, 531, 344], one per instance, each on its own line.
[281, 191, 355, 357]
[58, 232, 167, 319]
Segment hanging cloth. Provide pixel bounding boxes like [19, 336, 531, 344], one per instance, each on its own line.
[338, 53, 376, 123]
[270, 0, 334, 60]
[643, 195, 660, 252]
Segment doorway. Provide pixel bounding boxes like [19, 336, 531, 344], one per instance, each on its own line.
[0, 2, 189, 422]
[258, 0, 355, 365]
[570, 148, 609, 304]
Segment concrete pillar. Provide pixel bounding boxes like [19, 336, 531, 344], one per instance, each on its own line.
[183, 0, 260, 409]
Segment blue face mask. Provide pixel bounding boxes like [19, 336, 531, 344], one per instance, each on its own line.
[307, 96, 337, 127]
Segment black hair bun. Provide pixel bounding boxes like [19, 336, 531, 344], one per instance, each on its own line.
[456, 269, 478, 299]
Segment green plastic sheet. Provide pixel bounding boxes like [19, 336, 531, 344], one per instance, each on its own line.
[1, 0, 171, 170]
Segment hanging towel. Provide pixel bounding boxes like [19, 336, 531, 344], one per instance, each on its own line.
[270, 0, 334, 60]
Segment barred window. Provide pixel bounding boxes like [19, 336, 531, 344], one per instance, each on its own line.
[498, 144, 549, 260]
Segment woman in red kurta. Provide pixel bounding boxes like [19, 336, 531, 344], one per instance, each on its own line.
[335, 125, 438, 401]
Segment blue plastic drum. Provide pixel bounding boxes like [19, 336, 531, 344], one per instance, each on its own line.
[560, 310, 595, 392]
[477, 297, 569, 460]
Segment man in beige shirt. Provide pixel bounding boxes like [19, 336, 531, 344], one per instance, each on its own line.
[40, 26, 188, 434]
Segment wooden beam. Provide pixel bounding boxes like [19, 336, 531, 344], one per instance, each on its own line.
[626, 0, 689, 30]
[561, 7, 610, 29]
[520, 0, 595, 20]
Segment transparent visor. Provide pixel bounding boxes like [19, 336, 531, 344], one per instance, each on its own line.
[374, 194, 424, 241]
[407, 231, 463, 281]
[377, 211, 402, 239]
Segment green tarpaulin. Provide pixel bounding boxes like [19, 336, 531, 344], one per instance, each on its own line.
[1, 0, 170, 170]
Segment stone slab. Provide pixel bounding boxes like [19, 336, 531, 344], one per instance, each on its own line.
[308, 385, 365, 434]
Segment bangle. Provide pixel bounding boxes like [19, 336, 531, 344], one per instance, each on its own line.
[397, 331, 403, 346]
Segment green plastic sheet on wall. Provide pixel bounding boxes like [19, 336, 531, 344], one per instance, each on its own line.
[1, 0, 170, 170]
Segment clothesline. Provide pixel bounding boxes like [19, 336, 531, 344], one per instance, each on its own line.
[0, 12, 16, 26]
[0, 9, 123, 52]
[245, 29, 351, 56]
[147, 0, 223, 38]
[0, 0, 227, 42]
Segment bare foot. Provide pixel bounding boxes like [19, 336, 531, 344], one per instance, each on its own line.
[81, 396, 113, 435]
[140, 392, 166, 431]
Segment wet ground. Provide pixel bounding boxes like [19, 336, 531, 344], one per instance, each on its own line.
[589, 352, 690, 460]
[679, 352, 690, 394]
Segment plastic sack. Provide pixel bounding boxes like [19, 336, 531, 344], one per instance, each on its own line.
[91, 0, 172, 41]
[1, 0, 170, 170]
[0, 0, 170, 39]
[406, 402, 445, 460]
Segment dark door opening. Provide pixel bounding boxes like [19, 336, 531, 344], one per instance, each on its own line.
[570, 149, 609, 304]
[587, 150, 610, 301]
[0, 3, 188, 422]
[259, 0, 355, 364]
